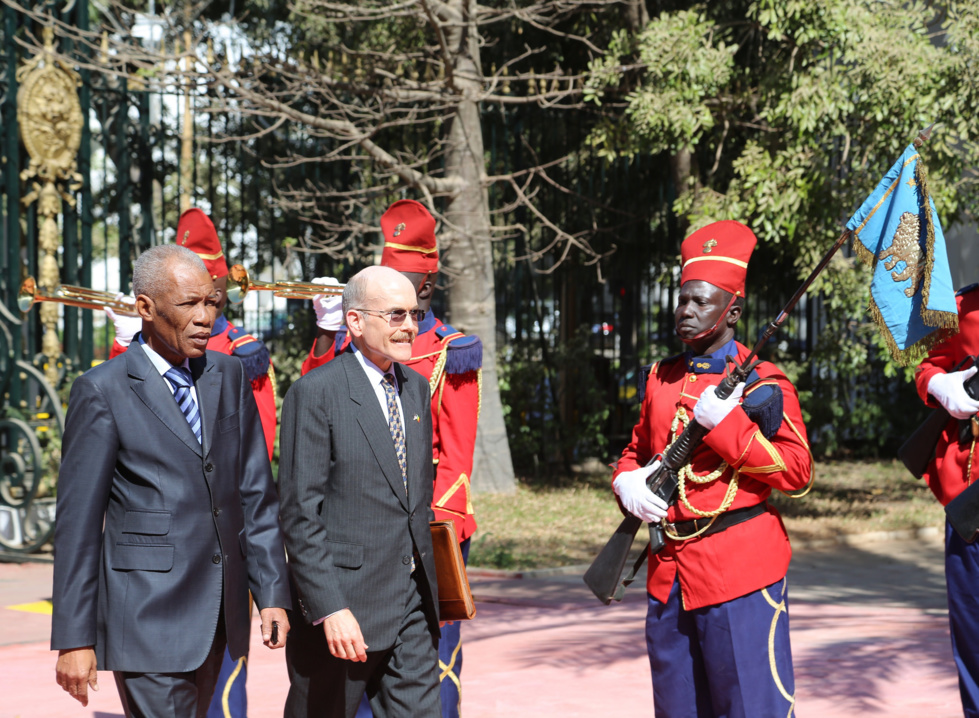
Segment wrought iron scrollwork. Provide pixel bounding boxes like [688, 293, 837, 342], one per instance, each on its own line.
[0, 302, 64, 554]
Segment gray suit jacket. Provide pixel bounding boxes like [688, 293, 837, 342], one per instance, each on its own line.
[50, 341, 291, 673]
[278, 349, 439, 650]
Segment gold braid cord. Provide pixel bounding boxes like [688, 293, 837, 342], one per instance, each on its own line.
[429, 345, 448, 397]
[662, 406, 740, 542]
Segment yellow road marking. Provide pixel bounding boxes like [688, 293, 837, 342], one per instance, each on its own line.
[6, 600, 52, 615]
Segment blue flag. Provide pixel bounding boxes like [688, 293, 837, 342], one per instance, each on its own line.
[847, 143, 958, 365]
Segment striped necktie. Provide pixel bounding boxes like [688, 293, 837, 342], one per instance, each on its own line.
[165, 366, 202, 443]
[381, 373, 407, 494]
[382, 372, 413, 571]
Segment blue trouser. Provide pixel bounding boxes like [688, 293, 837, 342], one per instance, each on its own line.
[946, 519, 979, 718]
[205, 647, 247, 718]
[356, 538, 470, 718]
[645, 576, 796, 718]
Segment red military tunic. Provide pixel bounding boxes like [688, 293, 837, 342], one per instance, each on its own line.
[301, 312, 482, 542]
[615, 339, 812, 610]
[915, 285, 979, 506]
[109, 315, 277, 459]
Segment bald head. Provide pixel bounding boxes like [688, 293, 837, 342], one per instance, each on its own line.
[342, 266, 414, 316]
[343, 266, 419, 371]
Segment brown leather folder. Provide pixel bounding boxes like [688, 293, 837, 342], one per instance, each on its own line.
[429, 520, 477, 621]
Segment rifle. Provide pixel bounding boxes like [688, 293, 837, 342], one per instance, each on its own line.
[897, 356, 977, 480]
[584, 229, 852, 605]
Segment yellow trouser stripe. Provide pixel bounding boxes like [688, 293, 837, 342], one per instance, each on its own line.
[761, 583, 796, 717]
[221, 656, 246, 718]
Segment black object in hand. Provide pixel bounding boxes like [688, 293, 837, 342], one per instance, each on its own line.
[271, 621, 279, 644]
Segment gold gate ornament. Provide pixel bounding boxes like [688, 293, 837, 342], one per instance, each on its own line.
[17, 25, 84, 384]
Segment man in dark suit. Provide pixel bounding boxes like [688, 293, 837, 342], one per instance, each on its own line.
[51, 244, 291, 717]
[278, 265, 441, 718]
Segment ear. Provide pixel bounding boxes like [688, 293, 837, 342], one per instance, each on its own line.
[135, 294, 154, 321]
[417, 273, 436, 299]
[727, 301, 742, 327]
[346, 309, 365, 338]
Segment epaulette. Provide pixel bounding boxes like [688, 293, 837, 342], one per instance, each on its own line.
[742, 369, 783, 439]
[957, 283, 979, 297]
[227, 326, 271, 382]
[437, 324, 482, 375]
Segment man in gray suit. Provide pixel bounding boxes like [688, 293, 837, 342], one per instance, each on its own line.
[278, 265, 441, 718]
[51, 244, 291, 717]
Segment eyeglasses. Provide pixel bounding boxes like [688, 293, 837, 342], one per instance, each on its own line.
[356, 308, 425, 326]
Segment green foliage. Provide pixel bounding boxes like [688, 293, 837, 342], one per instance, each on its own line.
[585, 11, 738, 156]
[499, 326, 612, 474]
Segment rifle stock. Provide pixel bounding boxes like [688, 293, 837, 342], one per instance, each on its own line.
[898, 407, 951, 479]
[582, 514, 643, 605]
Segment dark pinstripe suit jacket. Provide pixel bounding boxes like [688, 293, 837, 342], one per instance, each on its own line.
[277, 349, 440, 650]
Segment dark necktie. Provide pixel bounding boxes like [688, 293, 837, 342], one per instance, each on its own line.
[381, 373, 408, 495]
[165, 366, 202, 443]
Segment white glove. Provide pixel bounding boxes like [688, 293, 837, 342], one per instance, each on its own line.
[693, 382, 746, 431]
[613, 460, 668, 523]
[105, 294, 140, 347]
[311, 277, 344, 331]
[928, 365, 979, 420]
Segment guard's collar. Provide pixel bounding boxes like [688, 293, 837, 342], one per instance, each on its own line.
[213, 314, 229, 335]
[417, 309, 437, 334]
[683, 338, 738, 374]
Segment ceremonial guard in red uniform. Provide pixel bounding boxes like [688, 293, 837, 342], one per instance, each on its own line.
[613, 221, 812, 718]
[915, 283, 979, 718]
[104, 208, 277, 718]
[301, 200, 481, 718]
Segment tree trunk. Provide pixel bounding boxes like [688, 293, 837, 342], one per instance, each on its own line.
[440, 0, 516, 494]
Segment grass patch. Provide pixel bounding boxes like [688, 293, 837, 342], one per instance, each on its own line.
[469, 459, 945, 570]
[773, 458, 944, 541]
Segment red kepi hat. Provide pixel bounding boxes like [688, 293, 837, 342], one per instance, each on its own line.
[177, 208, 228, 279]
[380, 200, 439, 274]
[680, 220, 757, 297]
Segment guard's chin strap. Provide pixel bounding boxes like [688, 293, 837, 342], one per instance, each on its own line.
[682, 293, 739, 342]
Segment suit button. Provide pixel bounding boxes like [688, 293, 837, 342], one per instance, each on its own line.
[212, 553, 222, 564]
[213, 507, 220, 517]
[205, 463, 214, 473]
[402, 555, 411, 565]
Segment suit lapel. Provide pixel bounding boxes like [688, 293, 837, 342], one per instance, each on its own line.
[191, 354, 221, 458]
[127, 343, 204, 457]
[343, 352, 410, 511]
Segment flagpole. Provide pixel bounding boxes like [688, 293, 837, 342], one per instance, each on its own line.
[738, 228, 852, 370]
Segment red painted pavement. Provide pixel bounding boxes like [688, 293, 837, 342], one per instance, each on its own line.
[0, 533, 964, 717]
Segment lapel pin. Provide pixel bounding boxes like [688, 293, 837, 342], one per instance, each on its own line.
[413, 414, 420, 423]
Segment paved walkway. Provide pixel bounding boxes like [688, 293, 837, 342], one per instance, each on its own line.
[0, 533, 964, 717]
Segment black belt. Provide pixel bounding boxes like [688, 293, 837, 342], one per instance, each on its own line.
[665, 503, 768, 540]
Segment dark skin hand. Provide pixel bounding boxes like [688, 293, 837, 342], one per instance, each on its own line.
[674, 280, 741, 357]
[311, 270, 436, 358]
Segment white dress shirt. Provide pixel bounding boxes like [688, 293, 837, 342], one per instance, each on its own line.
[351, 344, 405, 431]
[138, 336, 199, 405]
